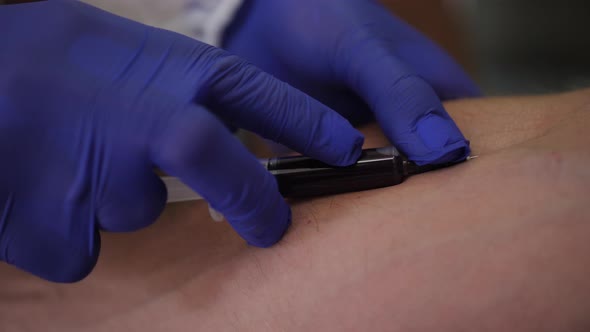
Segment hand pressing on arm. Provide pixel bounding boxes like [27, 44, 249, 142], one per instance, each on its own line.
[224, 0, 480, 164]
[0, 0, 363, 282]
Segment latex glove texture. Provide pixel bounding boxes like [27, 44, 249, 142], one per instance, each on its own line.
[224, 0, 480, 164]
[0, 0, 363, 282]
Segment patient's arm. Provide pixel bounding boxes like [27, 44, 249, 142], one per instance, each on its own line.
[1, 90, 590, 332]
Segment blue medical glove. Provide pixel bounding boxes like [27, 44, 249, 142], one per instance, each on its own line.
[0, 0, 363, 282]
[224, 0, 480, 164]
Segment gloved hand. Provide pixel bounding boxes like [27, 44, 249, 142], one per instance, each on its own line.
[0, 0, 363, 282]
[224, 0, 480, 165]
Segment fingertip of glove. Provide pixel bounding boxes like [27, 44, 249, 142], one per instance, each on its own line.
[416, 112, 455, 150]
[244, 202, 292, 248]
[330, 130, 365, 167]
[51, 231, 101, 283]
[304, 108, 365, 167]
[9, 230, 101, 283]
[409, 139, 471, 166]
[406, 111, 471, 165]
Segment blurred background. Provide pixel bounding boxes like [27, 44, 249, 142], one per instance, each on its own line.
[382, 0, 590, 95]
[83, 0, 590, 96]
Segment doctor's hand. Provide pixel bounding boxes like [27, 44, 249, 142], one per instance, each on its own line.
[0, 0, 363, 282]
[224, 0, 480, 164]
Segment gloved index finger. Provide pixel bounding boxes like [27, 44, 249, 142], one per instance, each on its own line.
[198, 51, 364, 167]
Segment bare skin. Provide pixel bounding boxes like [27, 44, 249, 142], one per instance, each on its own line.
[1, 89, 590, 332]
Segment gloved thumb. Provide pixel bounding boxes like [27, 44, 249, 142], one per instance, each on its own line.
[335, 43, 470, 165]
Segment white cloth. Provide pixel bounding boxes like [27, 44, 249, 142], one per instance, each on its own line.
[82, 0, 243, 46]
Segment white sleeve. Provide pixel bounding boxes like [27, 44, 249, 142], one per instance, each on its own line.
[81, 0, 243, 47]
[162, 0, 244, 47]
